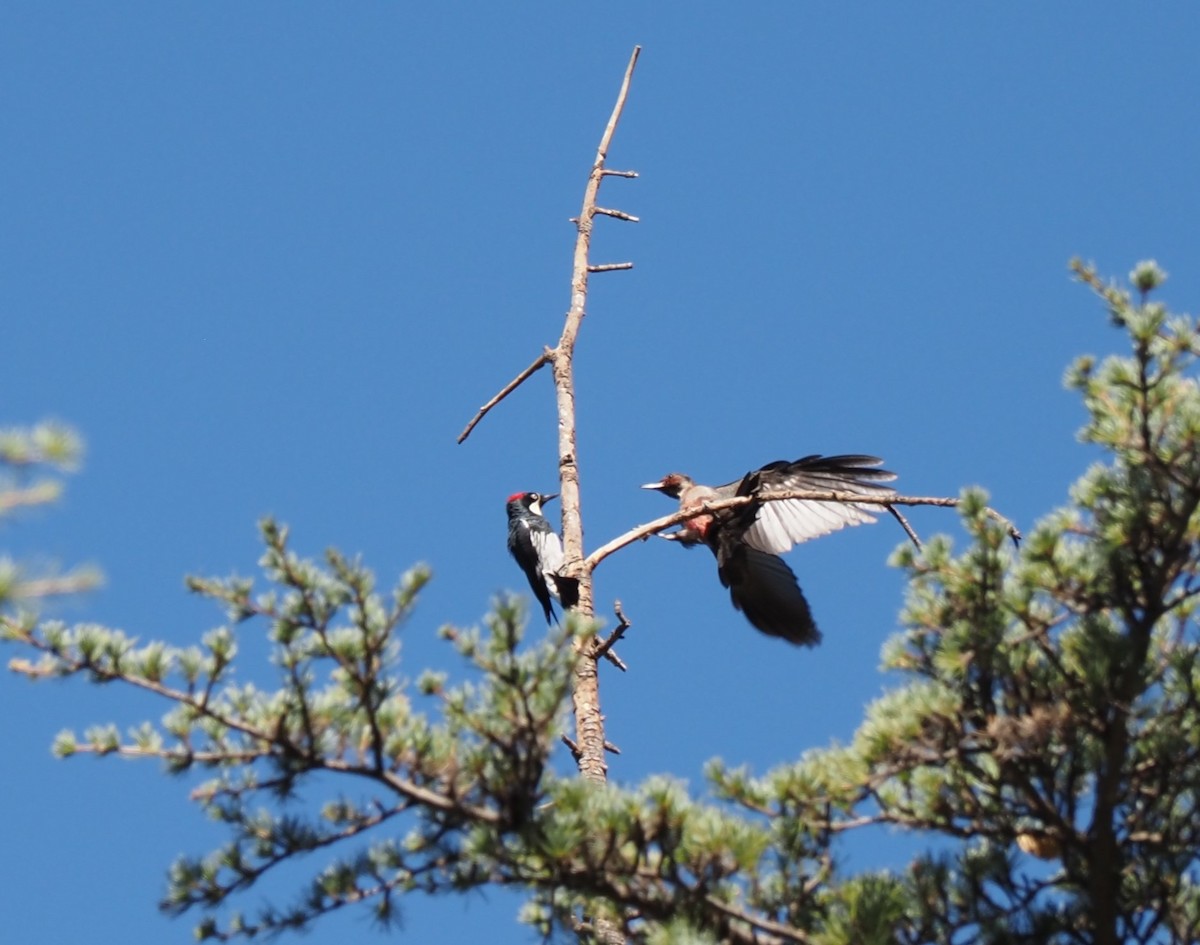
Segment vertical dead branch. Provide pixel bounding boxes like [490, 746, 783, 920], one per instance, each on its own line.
[550, 47, 641, 945]
[455, 48, 641, 942]
[549, 45, 640, 788]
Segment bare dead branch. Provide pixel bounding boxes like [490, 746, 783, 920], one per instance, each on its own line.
[549, 55, 642, 945]
[553, 47, 641, 813]
[457, 350, 552, 444]
[887, 504, 923, 549]
[601, 648, 628, 672]
[452, 51, 641, 944]
[594, 207, 640, 222]
[455, 51, 640, 447]
[594, 600, 632, 663]
[561, 734, 582, 761]
[584, 489, 1020, 572]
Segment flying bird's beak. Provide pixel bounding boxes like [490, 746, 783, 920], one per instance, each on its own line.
[641, 480, 667, 491]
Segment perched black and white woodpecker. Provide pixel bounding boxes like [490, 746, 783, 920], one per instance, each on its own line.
[642, 455, 897, 645]
[505, 491, 577, 624]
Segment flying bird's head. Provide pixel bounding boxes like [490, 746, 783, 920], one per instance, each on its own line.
[640, 473, 694, 499]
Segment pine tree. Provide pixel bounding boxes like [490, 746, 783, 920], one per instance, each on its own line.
[0, 420, 99, 609]
[6, 260, 1200, 944]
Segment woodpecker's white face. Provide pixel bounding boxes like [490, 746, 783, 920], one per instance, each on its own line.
[507, 491, 556, 517]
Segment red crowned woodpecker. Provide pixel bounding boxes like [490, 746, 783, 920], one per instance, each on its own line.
[506, 491, 577, 624]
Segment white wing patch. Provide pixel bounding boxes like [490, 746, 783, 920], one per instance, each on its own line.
[738, 459, 896, 555]
[744, 499, 883, 555]
[530, 528, 565, 598]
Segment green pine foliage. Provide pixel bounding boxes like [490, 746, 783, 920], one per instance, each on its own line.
[5, 263, 1200, 944]
[0, 420, 100, 609]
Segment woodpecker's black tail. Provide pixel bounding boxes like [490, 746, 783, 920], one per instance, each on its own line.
[552, 575, 580, 612]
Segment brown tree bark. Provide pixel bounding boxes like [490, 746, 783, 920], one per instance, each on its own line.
[458, 46, 642, 943]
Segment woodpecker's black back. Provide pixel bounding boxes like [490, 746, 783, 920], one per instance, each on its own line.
[506, 492, 575, 624]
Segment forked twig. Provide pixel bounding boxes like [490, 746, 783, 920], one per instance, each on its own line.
[594, 600, 632, 670]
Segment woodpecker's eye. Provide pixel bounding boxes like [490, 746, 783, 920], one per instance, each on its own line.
[530, 493, 540, 502]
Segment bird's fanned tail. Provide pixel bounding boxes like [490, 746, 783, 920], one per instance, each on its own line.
[715, 544, 821, 646]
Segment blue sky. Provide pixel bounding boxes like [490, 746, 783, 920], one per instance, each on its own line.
[3, 4, 1199, 943]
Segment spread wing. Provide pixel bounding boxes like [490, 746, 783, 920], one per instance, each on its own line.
[728, 454, 897, 555]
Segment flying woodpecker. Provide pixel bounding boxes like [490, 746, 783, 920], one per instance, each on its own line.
[642, 454, 896, 645]
[506, 491, 578, 624]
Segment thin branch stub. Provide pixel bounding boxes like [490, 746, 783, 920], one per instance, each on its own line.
[594, 207, 640, 223]
[887, 504, 923, 550]
[600, 648, 628, 672]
